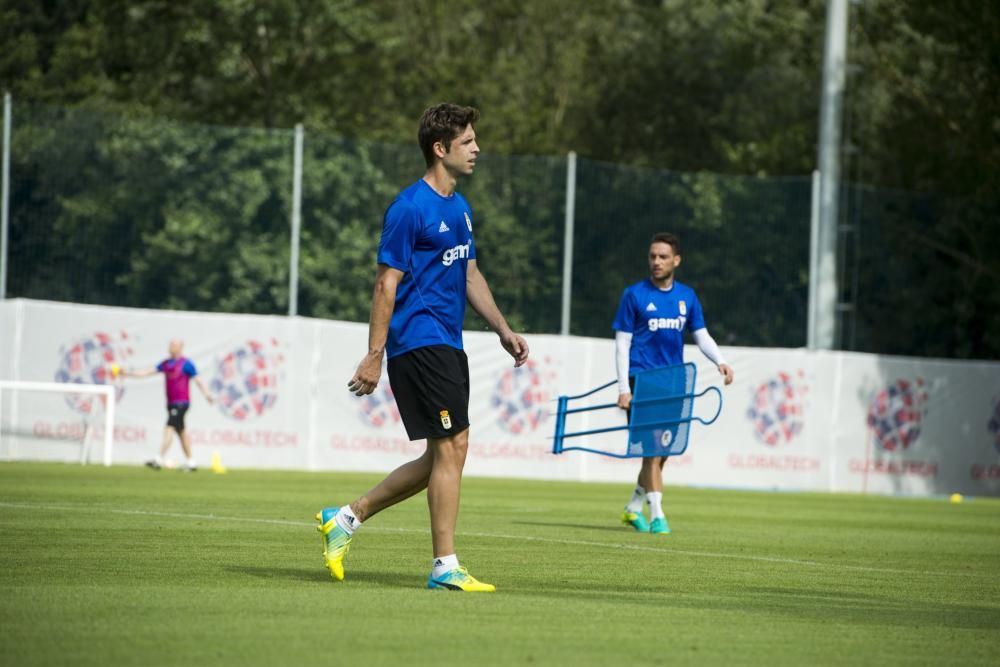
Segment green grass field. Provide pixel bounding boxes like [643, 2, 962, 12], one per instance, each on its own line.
[1, 462, 998, 666]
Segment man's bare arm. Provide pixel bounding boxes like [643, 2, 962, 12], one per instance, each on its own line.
[348, 264, 404, 396]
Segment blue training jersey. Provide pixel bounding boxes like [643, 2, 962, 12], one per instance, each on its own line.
[377, 179, 477, 358]
[612, 279, 706, 374]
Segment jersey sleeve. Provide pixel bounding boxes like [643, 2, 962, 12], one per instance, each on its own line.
[687, 293, 706, 331]
[156, 360, 167, 373]
[612, 289, 638, 333]
[377, 200, 420, 272]
[182, 359, 197, 377]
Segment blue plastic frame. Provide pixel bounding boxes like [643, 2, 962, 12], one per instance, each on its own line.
[552, 363, 723, 458]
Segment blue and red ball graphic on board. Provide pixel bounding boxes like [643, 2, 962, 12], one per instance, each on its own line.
[866, 378, 928, 452]
[210, 339, 284, 421]
[359, 382, 401, 428]
[54, 332, 133, 413]
[746, 370, 808, 446]
[491, 357, 557, 435]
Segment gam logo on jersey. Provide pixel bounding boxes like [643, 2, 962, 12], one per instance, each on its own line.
[988, 396, 1000, 456]
[357, 380, 401, 429]
[866, 378, 928, 452]
[746, 370, 808, 446]
[54, 331, 134, 414]
[211, 339, 285, 421]
[491, 357, 558, 435]
[441, 243, 471, 266]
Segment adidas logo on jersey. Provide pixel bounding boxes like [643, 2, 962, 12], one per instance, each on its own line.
[645, 302, 658, 312]
[438, 220, 450, 233]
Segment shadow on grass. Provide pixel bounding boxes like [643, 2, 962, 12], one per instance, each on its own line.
[224, 565, 420, 589]
[511, 520, 631, 534]
[503, 580, 1000, 631]
[224, 565, 329, 584]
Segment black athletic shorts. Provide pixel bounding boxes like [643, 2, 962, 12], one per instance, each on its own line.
[387, 345, 470, 441]
[166, 402, 190, 432]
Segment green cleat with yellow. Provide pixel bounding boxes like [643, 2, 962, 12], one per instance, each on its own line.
[621, 509, 650, 532]
[649, 516, 671, 534]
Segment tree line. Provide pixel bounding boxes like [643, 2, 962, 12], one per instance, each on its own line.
[1, 0, 996, 358]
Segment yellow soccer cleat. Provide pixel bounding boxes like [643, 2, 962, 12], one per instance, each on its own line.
[315, 507, 353, 581]
[427, 566, 496, 592]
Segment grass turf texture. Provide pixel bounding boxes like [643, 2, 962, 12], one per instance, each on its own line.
[1, 463, 998, 666]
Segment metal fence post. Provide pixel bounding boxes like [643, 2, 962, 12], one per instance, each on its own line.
[815, 0, 849, 349]
[1, 92, 11, 300]
[288, 123, 304, 317]
[807, 169, 821, 349]
[560, 151, 577, 336]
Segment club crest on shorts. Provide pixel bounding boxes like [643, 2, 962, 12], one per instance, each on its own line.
[678, 300, 687, 316]
[440, 410, 452, 430]
[660, 430, 673, 448]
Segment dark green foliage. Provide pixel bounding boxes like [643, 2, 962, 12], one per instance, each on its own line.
[0, 0, 996, 357]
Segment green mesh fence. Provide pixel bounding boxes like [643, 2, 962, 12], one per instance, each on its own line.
[8, 102, 987, 356]
[572, 160, 812, 346]
[7, 102, 294, 314]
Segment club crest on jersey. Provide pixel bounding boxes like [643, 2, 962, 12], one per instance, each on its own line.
[438, 220, 449, 233]
[464, 211, 472, 231]
[645, 302, 657, 312]
[678, 300, 687, 315]
[439, 410, 452, 430]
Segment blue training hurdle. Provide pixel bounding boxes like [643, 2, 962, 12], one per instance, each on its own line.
[552, 363, 723, 459]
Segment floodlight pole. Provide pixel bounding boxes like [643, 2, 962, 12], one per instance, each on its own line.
[1, 92, 11, 300]
[812, 0, 849, 349]
[288, 123, 303, 317]
[560, 151, 577, 336]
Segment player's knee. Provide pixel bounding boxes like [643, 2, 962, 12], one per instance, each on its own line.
[432, 430, 468, 465]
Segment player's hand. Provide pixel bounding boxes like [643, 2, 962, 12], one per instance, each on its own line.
[348, 352, 383, 396]
[500, 332, 529, 367]
[205, 395, 216, 406]
[719, 363, 734, 385]
[617, 392, 632, 411]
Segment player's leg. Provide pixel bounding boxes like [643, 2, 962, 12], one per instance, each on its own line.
[622, 465, 651, 532]
[173, 405, 196, 471]
[426, 428, 469, 558]
[621, 375, 651, 531]
[146, 424, 175, 470]
[350, 446, 435, 521]
[646, 457, 671, 534]
[315, 447, 434, 581]
[425, 426, 493, 592]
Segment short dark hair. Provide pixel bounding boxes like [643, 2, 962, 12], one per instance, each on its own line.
[418, 103, 480, 167]
[650, 232, 680, 254]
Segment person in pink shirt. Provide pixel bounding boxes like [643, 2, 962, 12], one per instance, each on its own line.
[123, 338, 214, 471]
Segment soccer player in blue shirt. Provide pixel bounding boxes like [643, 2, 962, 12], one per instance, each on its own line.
[613, 233, 734, 534]
[315, 104, 529, 592]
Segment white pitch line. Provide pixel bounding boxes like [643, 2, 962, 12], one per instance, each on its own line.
[0, 500, 985, 580]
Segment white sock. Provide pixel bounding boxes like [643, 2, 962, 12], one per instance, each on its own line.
[626, 484, 646, 513]
[647, 492, 664, 520]
[335, 505, 361, 535]
[432, 554, 460, 578]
